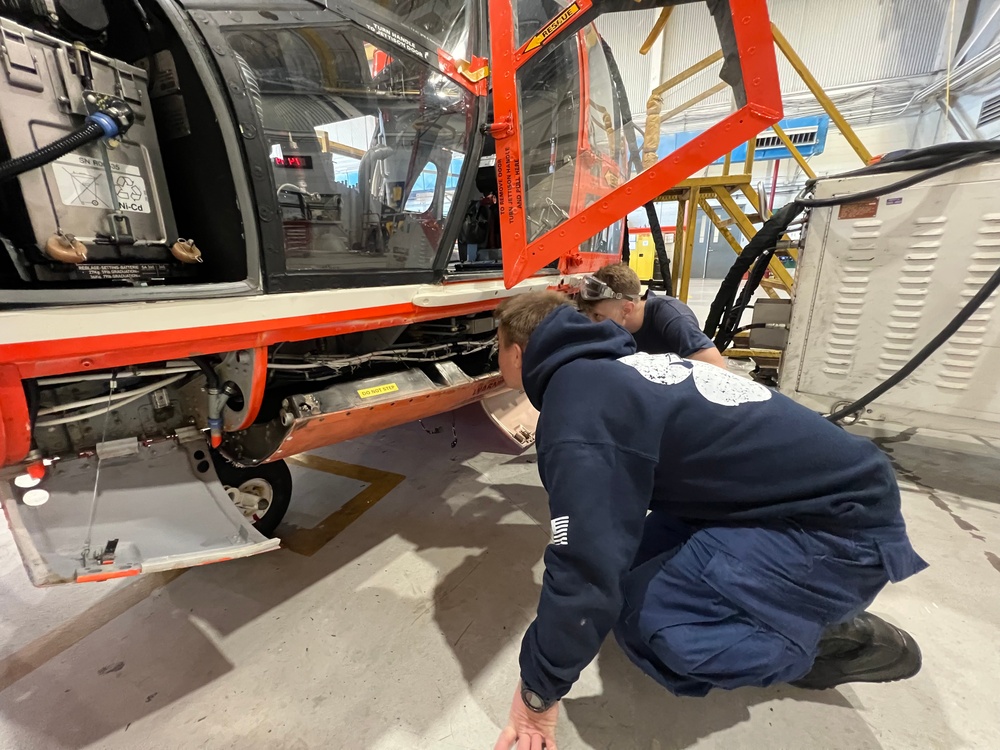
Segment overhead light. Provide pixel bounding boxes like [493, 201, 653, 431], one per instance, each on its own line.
[22, 489, 50, 507]
[14, 474, 40, 489]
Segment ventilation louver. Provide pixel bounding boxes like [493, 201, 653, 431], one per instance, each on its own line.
[755, 128, 819, 150]
[978, 93, 1000, 127]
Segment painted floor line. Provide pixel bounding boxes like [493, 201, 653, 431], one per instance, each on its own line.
[281, 454, 405, 556]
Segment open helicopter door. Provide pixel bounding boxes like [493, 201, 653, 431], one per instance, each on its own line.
[488, 0, 783, 288]
[1, 431, 279, 586]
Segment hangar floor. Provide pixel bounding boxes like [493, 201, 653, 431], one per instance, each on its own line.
[1, 284, 999, 750]
[1, 410, 999, 749]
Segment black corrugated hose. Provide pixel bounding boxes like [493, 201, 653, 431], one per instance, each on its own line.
[0, 103, 133, 183]
[601, 37, 673, 295]
[0, 121, 104, 183]
[704, 201, 803, 348]
[703, 140, 1000, 422]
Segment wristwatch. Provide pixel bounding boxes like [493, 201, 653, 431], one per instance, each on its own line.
[520, 683, 556, 713]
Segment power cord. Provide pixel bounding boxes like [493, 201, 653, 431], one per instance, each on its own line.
[825, 260, 1000, 423]
[706, 141, 1000, 423]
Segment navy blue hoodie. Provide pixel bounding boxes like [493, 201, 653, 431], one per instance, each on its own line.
[517, 306, 925, 702]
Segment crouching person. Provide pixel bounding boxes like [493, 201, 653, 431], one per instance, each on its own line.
[492, 291, 926, 750]
[578, 262, 727, 368]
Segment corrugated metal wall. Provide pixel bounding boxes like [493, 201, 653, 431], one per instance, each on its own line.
[596, 0, 952, 130]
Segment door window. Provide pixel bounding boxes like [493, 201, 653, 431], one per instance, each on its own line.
[228, 27, 473, 273]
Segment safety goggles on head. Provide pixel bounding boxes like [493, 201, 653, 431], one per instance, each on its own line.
[579, 275, 637, 303]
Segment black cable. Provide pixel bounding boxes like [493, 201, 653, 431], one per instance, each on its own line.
[0, 122, 104, 183]
[802, 142, 1000, 190]
[643, 204, 673, 295]
[601, 37, 673, 294]
[191, 356, 221, 390]
[797, 151, 1000, 208]
[704, 202, 803, 342]
[714, 243, 776, 351]
[0, 101, 133, 183]
[827, 260, 1000, 423]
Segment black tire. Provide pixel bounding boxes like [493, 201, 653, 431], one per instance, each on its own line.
[212, 456, 292, 537]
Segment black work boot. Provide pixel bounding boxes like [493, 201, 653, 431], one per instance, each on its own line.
[792, 612, 921, 690]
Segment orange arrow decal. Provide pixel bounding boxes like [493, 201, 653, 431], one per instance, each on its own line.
[524, 3, 581, 53]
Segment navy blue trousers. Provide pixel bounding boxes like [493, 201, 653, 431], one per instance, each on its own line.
[613, 513, 907, 697]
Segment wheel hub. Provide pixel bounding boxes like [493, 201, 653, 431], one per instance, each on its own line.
[225, 478, 273, 523]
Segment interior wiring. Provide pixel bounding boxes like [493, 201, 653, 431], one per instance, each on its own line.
[35, 374, 188, 427]
[267, 339, 495, 374]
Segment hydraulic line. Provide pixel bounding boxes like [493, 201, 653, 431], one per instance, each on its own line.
[37, 366, 199, 386]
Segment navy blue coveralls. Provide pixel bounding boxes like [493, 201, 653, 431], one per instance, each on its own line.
[517, 306, 927, 701]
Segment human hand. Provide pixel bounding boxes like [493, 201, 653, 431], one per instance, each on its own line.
[493, 683, 559, 750]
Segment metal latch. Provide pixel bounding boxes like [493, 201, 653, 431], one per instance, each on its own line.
[514, 427, 535, 446]
[96, 538, 119, 565]
[0, 21, 42, 91]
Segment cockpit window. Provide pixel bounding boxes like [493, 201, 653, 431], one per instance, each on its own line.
[228, 27, 471, 273]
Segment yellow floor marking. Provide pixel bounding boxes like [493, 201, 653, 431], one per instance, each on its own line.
[281, 454, 405, 557]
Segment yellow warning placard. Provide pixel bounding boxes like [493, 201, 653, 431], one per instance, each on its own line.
[524, 2, 581, 52]
[358, 383, 399, 398]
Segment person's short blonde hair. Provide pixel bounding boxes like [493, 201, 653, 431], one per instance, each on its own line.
[590, 262, 642, 298]
[495, 291, 574, 348]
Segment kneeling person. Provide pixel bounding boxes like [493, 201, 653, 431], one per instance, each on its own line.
[493, 291, 926, 750]
[580, 262, 727, 368]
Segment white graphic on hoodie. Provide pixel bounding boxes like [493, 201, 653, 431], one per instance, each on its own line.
[550, 516, 569, 546]
[618, 352, 772, 406]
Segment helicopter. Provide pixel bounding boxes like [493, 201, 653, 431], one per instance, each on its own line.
[0, 0, 781, 585]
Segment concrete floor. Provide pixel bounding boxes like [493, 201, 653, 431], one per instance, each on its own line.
[1, 280, 999, 749]
[1, 409, 999, 749]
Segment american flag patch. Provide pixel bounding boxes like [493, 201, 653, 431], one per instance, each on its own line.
[550, 516, 569, 546]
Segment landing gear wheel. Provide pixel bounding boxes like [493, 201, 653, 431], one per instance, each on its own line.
[212, 457, 292, 537]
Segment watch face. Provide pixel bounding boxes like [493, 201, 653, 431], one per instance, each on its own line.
[522, 688, 547, 712]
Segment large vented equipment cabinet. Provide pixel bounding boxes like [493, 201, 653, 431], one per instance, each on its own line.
[779, 162, 1000, 438]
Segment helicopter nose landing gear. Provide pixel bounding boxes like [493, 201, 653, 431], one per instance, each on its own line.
[213, 457, 292, 538]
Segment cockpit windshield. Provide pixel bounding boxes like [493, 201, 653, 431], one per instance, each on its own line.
[228, 24, 473, 273]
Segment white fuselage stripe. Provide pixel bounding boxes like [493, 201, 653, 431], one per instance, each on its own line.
[0, 276, 574, 346]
